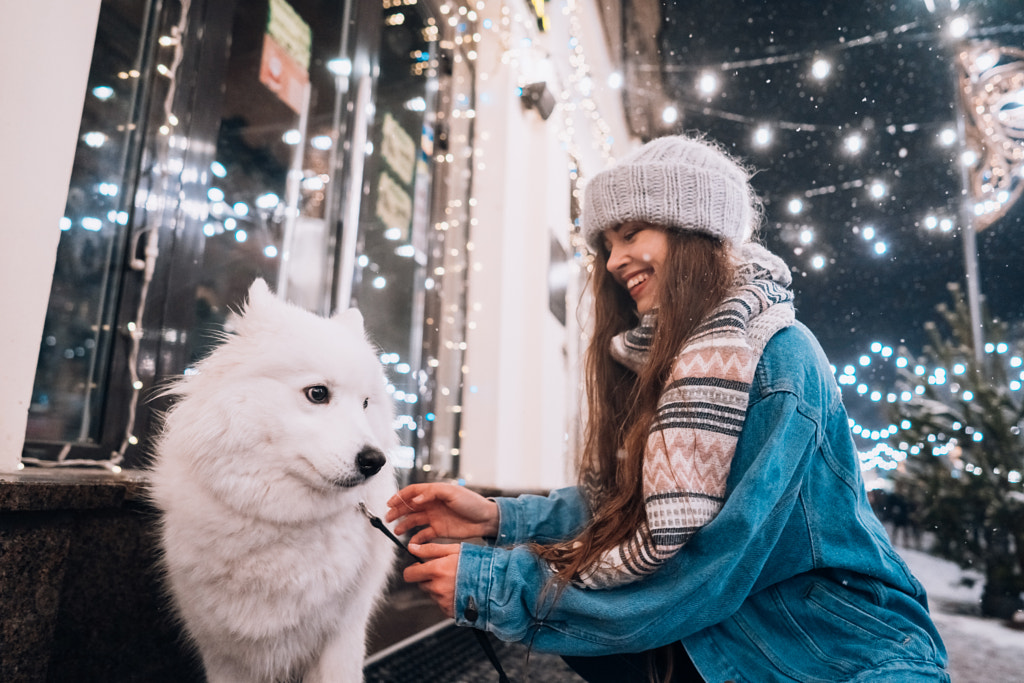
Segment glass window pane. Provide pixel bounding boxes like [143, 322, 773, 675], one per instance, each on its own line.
[185, 0, 347, 366]
[351, 2, 440, 459]
[26, 0, 153, 444]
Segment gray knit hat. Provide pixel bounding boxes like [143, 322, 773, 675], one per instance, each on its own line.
[582, 135, 755, 252]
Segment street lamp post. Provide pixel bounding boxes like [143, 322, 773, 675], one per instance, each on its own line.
[932, 3, 1024, 362]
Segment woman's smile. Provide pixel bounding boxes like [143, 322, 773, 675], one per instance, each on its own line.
[626, 271, 650, 292]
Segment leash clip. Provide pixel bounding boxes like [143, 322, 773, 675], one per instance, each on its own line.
[358, 501, 421, 563]
[358, 500, 512, 683]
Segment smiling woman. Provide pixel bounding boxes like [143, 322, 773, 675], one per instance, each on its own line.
[386, 135, 950, 683]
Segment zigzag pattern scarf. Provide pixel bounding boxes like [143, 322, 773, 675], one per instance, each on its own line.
[577, 244, 795, 589]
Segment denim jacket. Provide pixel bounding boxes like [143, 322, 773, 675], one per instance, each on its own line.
[454, 322, 949, 681]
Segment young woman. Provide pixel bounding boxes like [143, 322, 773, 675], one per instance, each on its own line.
[386, 135, 949, 682]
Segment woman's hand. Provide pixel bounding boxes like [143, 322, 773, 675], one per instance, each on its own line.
[385, 483, 499, 544]
[403, 542, 461, 618]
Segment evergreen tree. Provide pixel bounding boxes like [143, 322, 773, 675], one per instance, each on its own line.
[889, 283, 1024, 619]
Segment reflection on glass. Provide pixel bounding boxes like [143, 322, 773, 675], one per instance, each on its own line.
[27, 0, 467, 475]
[26, 0, 151, 444]
[185, 0, 348, 365]
[351, 2, 440, 460]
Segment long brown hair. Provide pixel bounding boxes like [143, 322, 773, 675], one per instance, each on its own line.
[536, 229, 735, 582]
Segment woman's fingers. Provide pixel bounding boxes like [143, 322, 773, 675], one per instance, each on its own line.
[384, 483, 496, 540]
[408, 541, 460, 559]
[402, 543, 459, 583]
[387, 484, 440, 513]
[386, 487, 443, 525]
[407, 526, 438, 545]
[391, 511, 429, 535]
[403, 542, 460, 617]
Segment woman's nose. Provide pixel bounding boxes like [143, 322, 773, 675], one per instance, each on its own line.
[606, 244, 627, 272]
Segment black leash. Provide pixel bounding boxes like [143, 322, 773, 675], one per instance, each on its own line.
[359, 502, 511, 683]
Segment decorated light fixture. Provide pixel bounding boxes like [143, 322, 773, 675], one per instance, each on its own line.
[955, 43, 1024, 231]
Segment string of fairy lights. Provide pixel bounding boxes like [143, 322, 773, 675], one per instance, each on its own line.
[402, 0, 621, 471]
[634, 14, 1022, 311]
[832, 337, 1024, 476]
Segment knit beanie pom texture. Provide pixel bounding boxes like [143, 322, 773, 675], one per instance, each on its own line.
[582, 136, 754, 251]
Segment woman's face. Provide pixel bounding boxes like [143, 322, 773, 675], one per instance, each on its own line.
[603, 222, 669, 315]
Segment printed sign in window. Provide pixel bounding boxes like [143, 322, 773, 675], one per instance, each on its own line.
[376, 171, 412, 241]
[381, 113, 416, 186]
[259, 0, 311, 113]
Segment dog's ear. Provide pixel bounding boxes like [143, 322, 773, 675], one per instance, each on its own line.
[240, 278, 279, 317]
[232, 278, 280, 335]
[246, 278, 274, 305]
[332, 307, 365, 331]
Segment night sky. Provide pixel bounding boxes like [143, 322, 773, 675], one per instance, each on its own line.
[657, 0, 1024, 429]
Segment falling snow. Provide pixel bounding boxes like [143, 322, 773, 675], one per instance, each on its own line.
[657, 1, 1024, 432]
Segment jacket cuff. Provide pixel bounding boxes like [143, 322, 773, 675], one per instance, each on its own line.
[455, 542, 495, 628]
[494, 496, 522, 546]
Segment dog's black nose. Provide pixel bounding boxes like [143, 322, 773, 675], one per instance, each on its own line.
[356, 447, 386, 477]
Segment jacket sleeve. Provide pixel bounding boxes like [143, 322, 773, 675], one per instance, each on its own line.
[493, 486, 591, 546]
[454, 388, 820, 655]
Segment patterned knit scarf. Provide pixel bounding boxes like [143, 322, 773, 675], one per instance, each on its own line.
[576, 244, 795, 589]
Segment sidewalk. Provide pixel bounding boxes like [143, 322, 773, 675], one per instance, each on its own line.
[899, 547, 1024, 683]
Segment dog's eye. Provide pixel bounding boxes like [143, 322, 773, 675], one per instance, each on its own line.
[304, 385, 330, 404]
[362, 397, 369, 410]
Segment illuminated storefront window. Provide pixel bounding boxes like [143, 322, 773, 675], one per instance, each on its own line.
[25, 0, 474, 476]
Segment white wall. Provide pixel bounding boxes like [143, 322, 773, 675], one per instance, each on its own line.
[459, 0, 636, 490]
[0, 0, 103, 472]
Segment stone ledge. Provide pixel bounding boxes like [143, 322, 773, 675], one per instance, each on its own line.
[0, 469, 149, 512]
[0, 468, 199, 682]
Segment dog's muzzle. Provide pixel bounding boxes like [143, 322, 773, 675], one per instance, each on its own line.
[331, 447, 386, 487]
[356, 446, 386, 477]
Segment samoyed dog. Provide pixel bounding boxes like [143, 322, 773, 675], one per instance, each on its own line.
[149, 279, 397, 683]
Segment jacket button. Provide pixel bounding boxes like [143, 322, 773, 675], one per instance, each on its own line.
[465, 595, 479, 622]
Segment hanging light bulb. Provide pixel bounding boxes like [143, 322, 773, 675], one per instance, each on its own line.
[843, 133, 864, 154]
[811, 58, 831, 80]
[697, 72, 718, 96]
[948, 16, 970, 39]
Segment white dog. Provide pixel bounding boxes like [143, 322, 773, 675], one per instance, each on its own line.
[149, 279, 397, 683]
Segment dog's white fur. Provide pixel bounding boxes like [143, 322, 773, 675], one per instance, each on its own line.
[149, 279, 397, 682]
